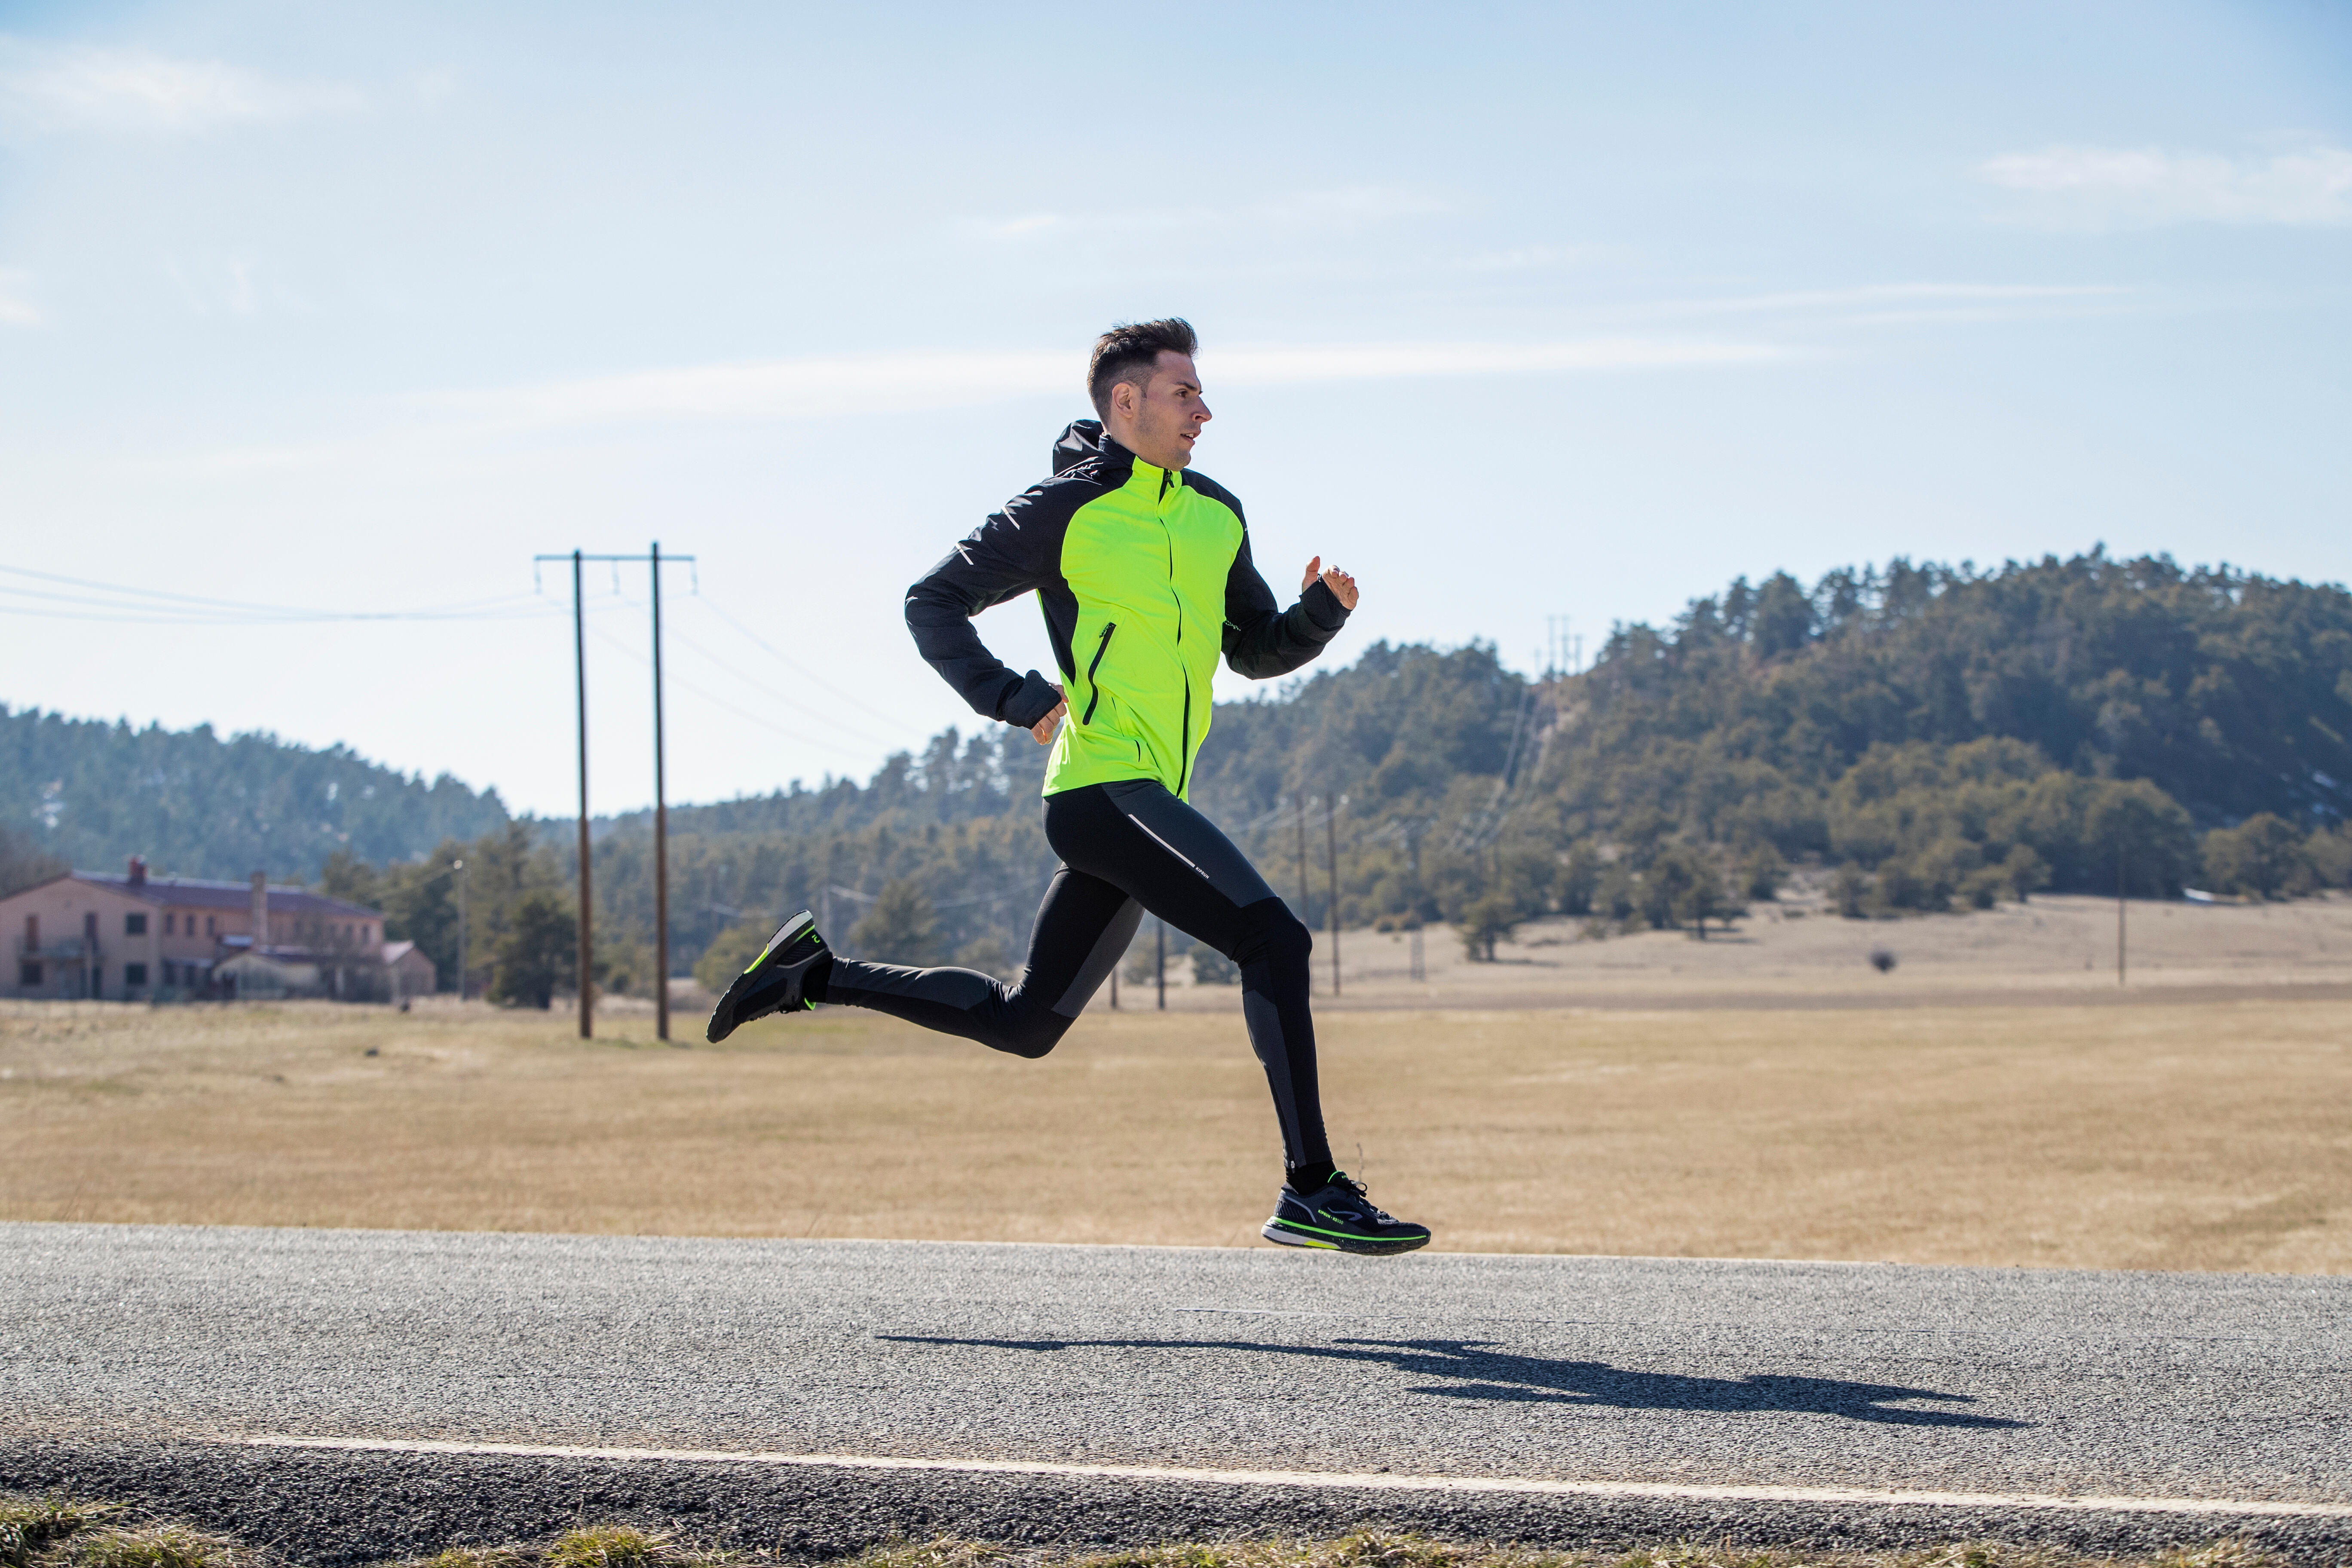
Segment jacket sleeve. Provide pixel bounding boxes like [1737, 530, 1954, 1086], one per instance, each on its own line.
[1221, 529, 1350, 679]
[904, 486, 1069, 730]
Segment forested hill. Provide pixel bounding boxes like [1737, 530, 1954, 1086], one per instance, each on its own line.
[523, 549, 2347, 1000]
[0, 706, 510, 888]
[624, 548, 2350, 848]
[1575, 551, 2352, 830]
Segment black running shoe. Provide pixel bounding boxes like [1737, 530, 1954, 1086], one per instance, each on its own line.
[1262, 1172, 1431, 1255]
[706, 911, 829, 1044]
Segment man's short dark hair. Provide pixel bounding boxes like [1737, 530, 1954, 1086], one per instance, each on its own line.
[1087, 318, 1198, 418]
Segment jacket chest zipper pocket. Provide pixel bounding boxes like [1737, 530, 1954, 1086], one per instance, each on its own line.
[1080, 622, 1117, 724]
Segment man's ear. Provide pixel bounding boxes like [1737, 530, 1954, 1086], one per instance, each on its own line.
[1109, 378, 1139, 421]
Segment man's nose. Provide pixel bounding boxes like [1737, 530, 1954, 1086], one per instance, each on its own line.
[1195, 401, 1213, 423]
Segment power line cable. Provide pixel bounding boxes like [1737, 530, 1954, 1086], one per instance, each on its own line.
[695, 594, 878, 714]
[584, 588, 918, 753]
[582, 622, 879, 767]
[663, 625, 913, 753]
[0, 565, 555, 625]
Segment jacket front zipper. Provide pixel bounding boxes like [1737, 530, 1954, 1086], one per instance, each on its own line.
[1159, 508, 1194, 796]
[1080, 622, 1117, 724]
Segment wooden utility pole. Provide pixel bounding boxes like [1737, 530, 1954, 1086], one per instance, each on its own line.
[2118, 848, 2128, 987]
[652, 541, 670, 1042]
[535, 546, 697, 1041]
[571, 550, 593, 1038]
[1326, 795, 1341, 995]
[453, 857, 467, 1001]
[1295, 795, 1311, 914]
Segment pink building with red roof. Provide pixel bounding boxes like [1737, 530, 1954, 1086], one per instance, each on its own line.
[4, 856, 388, 1001]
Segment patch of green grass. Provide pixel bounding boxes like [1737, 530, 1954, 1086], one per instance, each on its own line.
[53, 1524, 243, 1568]
[838, 1541, 1011, 1568]
[396, 1550, 536, 1568]
[542, 1527, 690, 1568]
[0, 1494, 116, 1568]
[2147, 1549, 2275, 1568]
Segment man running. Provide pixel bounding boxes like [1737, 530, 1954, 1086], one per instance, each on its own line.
[708, 318, 1428, 1256]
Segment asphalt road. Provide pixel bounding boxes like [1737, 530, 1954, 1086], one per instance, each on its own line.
[5, 1223, 2349, 1562]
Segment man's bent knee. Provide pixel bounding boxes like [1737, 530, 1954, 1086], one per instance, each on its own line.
[1232, 897, 1312, 974]
[991, 1008, 1075, 1060]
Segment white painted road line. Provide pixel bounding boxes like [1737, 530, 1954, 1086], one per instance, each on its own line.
[242, 1436, 2352, 1522]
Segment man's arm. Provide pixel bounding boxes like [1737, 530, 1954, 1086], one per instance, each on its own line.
[904, 486, 1069, 730]
[1221, 530, 1356, 679]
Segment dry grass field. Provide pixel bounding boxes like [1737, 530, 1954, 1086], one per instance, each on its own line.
[1161, 890, 2352, 1010]
[4, 934, 2347, 1271]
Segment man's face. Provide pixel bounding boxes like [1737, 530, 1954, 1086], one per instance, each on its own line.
[1113, 351, 1211, 469]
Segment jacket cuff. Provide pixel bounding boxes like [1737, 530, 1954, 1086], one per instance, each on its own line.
[1301, 577, 1350, 634]
[998, 670, 1063, 729]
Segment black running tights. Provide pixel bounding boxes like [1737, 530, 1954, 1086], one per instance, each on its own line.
[815, 778, 1332, 1174]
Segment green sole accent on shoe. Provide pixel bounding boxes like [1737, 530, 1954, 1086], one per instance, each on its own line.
[1271, 1215, 1428, 1245]
[1262, 1223, 1338, 1250]
[1267, 1216, 1429, 1256]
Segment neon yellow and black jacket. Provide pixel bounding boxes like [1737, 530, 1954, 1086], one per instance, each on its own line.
[906, 419, 1351, 801]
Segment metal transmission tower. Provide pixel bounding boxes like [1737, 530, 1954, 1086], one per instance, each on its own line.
[533, 545, 697, 1041]
[1544, 615, 1577, 679]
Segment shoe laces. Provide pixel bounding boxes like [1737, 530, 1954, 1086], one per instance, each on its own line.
[1326, 1171, 1395, 1224]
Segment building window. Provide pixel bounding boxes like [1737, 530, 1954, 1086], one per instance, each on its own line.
[22, 915, 34, 949]
[18, 962, 39, 987]
[126, 963, 148, 986]
[165, 913, 176, 935]
[206, 916, 216, 936]
[126, 913, 148, 935]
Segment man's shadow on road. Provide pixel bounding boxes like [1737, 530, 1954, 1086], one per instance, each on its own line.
[877, 1335, 2028, 1429]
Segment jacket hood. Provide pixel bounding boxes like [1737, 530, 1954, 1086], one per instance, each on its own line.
[1053, 418, 1108, 474]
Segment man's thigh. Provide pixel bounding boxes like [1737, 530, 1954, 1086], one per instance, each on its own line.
[1046, 781, 1279, 956]
[1017, 864, 1142, 1020]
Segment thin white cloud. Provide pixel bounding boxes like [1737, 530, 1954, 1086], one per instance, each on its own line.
[418, 337, 1788, 434]
[1979, 144, 2352, 227]
[1215, 338, 1787, 384]
[0, 36, 360, 133]
[424, 350, 1076, 431]
[978, 214, 1065, 240]
[971, 186, 1448, 244]
[1671, 282, 2127, 315]
[0, 270, 40, 327]
[163, 254, 289, 317]
[1460, 245, 1592, 273]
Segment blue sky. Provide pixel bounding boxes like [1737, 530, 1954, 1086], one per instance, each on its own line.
[1, 1, 2347, 819]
